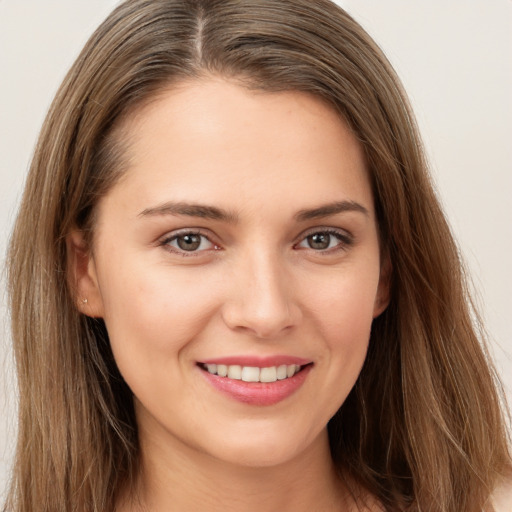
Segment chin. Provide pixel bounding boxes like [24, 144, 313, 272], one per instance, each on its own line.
[198, 423, 325, 469]
[211, 442, 302, 469]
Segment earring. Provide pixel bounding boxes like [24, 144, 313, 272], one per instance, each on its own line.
[82, 298, 88, 304]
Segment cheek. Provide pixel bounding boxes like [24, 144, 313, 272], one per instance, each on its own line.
[96, 256, 222, 372]
[302, 264, 380, 392]
[305, 264, 380, 341]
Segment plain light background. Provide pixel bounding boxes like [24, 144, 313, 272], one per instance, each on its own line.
[1, 0, 511, 499]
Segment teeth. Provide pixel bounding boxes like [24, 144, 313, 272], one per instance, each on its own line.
[227, 365, 242, 380]
[241, 366, 260, 382]
[276, 364, 287, 380]
[260, 367, 277, 383]
[206, 364, 217, 374]
[287, 365, 299, 378]
[203, 363, 302, 382]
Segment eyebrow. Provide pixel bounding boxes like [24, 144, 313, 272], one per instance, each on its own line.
[138, 200, 368, 223]
[138, 201, 238, 223]
[294, 200, 369, 221]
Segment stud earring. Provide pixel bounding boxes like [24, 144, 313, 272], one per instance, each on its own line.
[82, 298, 88, 304]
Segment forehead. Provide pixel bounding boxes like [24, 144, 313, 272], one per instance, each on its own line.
[100, 77, 373, 221]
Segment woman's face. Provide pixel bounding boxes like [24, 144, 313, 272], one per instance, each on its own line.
[75, 78, 389, 468]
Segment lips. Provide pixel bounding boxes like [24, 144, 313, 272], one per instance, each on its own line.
[197, 356, 313, 406]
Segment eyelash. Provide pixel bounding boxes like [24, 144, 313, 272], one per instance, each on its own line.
[159, 229, 219, 257]
[159, 227, 353, 257]
[295, 228, 354, 254]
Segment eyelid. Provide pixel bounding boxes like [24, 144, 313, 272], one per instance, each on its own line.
[158, 228, 221, 256]
[156, 226, 354, 257]
[294, 226, 354, 252]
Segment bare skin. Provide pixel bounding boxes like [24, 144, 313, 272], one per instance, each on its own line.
[70, 77, 389, 512]
[117, 416, 354, 511]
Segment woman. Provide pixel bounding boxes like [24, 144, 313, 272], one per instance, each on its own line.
[4, 0, 511, 510]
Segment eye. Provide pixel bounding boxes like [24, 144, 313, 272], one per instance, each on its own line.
[296, 229, 352, 252]
[161, 231, 219, 255]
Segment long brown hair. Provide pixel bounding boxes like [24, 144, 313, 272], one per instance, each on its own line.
[5, 1, 510, 510]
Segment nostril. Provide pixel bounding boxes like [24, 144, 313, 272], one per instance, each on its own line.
[221, 298, 302, 339]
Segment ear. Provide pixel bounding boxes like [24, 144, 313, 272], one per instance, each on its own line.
[373, 253, 392, 318]
[66, 230, 105, 318]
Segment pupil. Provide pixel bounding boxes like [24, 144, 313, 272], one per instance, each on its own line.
[308, 233, 330, 250]
[177, 234, 201, 251]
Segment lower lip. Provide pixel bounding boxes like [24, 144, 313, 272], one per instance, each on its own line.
[200, 365, 312, 406]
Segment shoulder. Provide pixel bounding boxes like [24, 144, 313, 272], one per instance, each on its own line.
[490, 477, 512, 512]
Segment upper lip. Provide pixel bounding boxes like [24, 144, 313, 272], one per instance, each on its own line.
[199, 355, 312, 367]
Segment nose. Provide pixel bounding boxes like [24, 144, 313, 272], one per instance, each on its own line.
[221, 251, 302, 339]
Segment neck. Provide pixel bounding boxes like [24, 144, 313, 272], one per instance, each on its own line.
[119, 421, 353, 512]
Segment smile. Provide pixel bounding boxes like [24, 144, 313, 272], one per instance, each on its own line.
[201, 363, 302, 383]
[198, 358, 313, 406]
